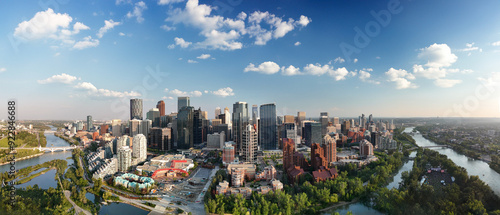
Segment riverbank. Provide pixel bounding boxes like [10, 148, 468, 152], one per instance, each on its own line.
[320, 199, 359, 212]
[0, 151, 44, 166]
[54, 133, 78, 145]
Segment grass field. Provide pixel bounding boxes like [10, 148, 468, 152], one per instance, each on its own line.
[0, 136, 25, 148]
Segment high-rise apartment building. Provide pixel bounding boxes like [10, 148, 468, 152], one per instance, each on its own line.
[259, 103, 277, 150]
[132, 134, 147, 162]
[130, 98, 143, 120]
[129, 119, 141, 137]
[87, 115, 93, 131]
[242, 124, 258, 164]
[118, 146, 132, 172]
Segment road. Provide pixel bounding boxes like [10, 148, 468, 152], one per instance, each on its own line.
[63, 190, 92, 215]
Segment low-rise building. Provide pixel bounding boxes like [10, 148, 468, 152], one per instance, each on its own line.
[92, 157, 118, 179]
[227, 164, 256, 180]
[255, 165, 277, 181]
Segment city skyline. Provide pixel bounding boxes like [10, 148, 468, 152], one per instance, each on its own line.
[2, 0, 500, 120]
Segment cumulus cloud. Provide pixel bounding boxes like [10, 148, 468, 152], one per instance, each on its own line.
[169, 89, 202, 97]
[353, 58, 358, 63]
[333, 57, 345, 64]
[174, 37, 191, 48]
[165, 0, 310, 50]
[14, 8, 73, 40]
[492, 41, 500, 46]
[127, 1, 147, 23]
[38, 73, 78, 84]
[211, 87, 234, 97]
[0, 68, 6, 73]
[281, 65, 302, 76]
[158, 0, 184, 5]
[358, 69, 380, 84]
[294, 41, 301, 46]
[244, 61, 281, 74]
[162, 96, 174, 100]
[97, 19, 121, 38]
[434, 79, 462, 88]
[303, 63, 330, 76]
[187, 59, 198, 63]
[196, 54, 211, 59]
[418, 43, 457, 68]
[73, 36, 99, 49]
[385, 68, 417, 89]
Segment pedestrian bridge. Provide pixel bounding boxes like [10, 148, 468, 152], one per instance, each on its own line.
[409, 145, 451, 151]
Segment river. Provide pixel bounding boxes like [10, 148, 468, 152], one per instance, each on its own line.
[325, 127, 500, 214]
[2, 126, 148, 215]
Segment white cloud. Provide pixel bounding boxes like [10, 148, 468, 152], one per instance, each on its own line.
[74, 81, 141, 98]
[328, 67, 349, 81]
[160, 25, 176, 31]
[73, 36, 99, 49]
[492, 41, 500, 46]
[119, 32, 125, 36]
[187, 59, 198, 63]
[244, 61, 280, 74]
[14, 8, 73, 40]
[281, 65, 302, 76]
[298, 15, 311, 27]
[0, 68, 6, 73]
[358, 69, 380, 84]
[127, 1, 147, 23]
[333, 57, 345, 64]
[204, 90, 209, 93]
[457, 42, 482, 54]
[158, 0, 184, 5]
[294, 41, 301, 46]
[168, 44, 175, 49]
[303, 63, 330, 76]
[478, 72, 500, 87]
[418, 43, 457, 68]
[211, 87, 234, 97]
[72, 22, 90, 34]
[97, 19, 121, 38]
[165, 0, 310, 50]
[54, 52, 60, 57]
[434, 79, 462, 88]
[385, 68, 417, 89]
[38, 73, 78, 84]
[375, 56, 381, 59]
[196, 54, 211, 59]
[162, 96, 174, 100]
[169, 89, 202, 97]
[174, 37, 192, 48]
[353, 58, 358, 63]
[164, 88, 169, 92]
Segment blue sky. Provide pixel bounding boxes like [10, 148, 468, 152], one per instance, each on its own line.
[2, 0, 500, 120]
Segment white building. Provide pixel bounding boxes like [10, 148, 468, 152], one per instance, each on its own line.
[118, 146, 132, 172]
[207, 131, 225, 149]
[133, 134, 147, 162]
[92, 157, 118, 179]
[118, 135, 130, 148]
[141, 119, 152, 137]
[242, 124, 258, 164]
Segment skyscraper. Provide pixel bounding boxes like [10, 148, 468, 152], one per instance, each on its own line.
[297, 112, 306, 136]
[304, 122, 321, 146]
[193, 108, 204, 145]
[130, 98, 143, 120]
[232, 102, 249, 151]
[320, 115, 329, 137]
[259, 103, 277, 150]
[132, 134, 147, 162]
[141, 119, 152, 137]
[178, 97, 190, 112]
[177, 106, 194, 149]
[129, 119, 141, 137]
[157, 100, 165, 117]
[242, 124, 258, 164]
[146, 108, 160, 127]
[149, 127, 172, 151]
[87, 115, 93, 131]
[252, 105, 258, 126]
[215, 107, 221, 119]
[112, 119, 122, 137]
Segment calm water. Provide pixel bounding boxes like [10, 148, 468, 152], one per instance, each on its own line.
[405, 127, 500, 196]
[99, 202, 149, 215]
[386, 151, 416, 190]
[15, 169, 57, 189]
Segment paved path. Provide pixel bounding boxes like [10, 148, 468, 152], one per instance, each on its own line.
[63, 190, 92, 215]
